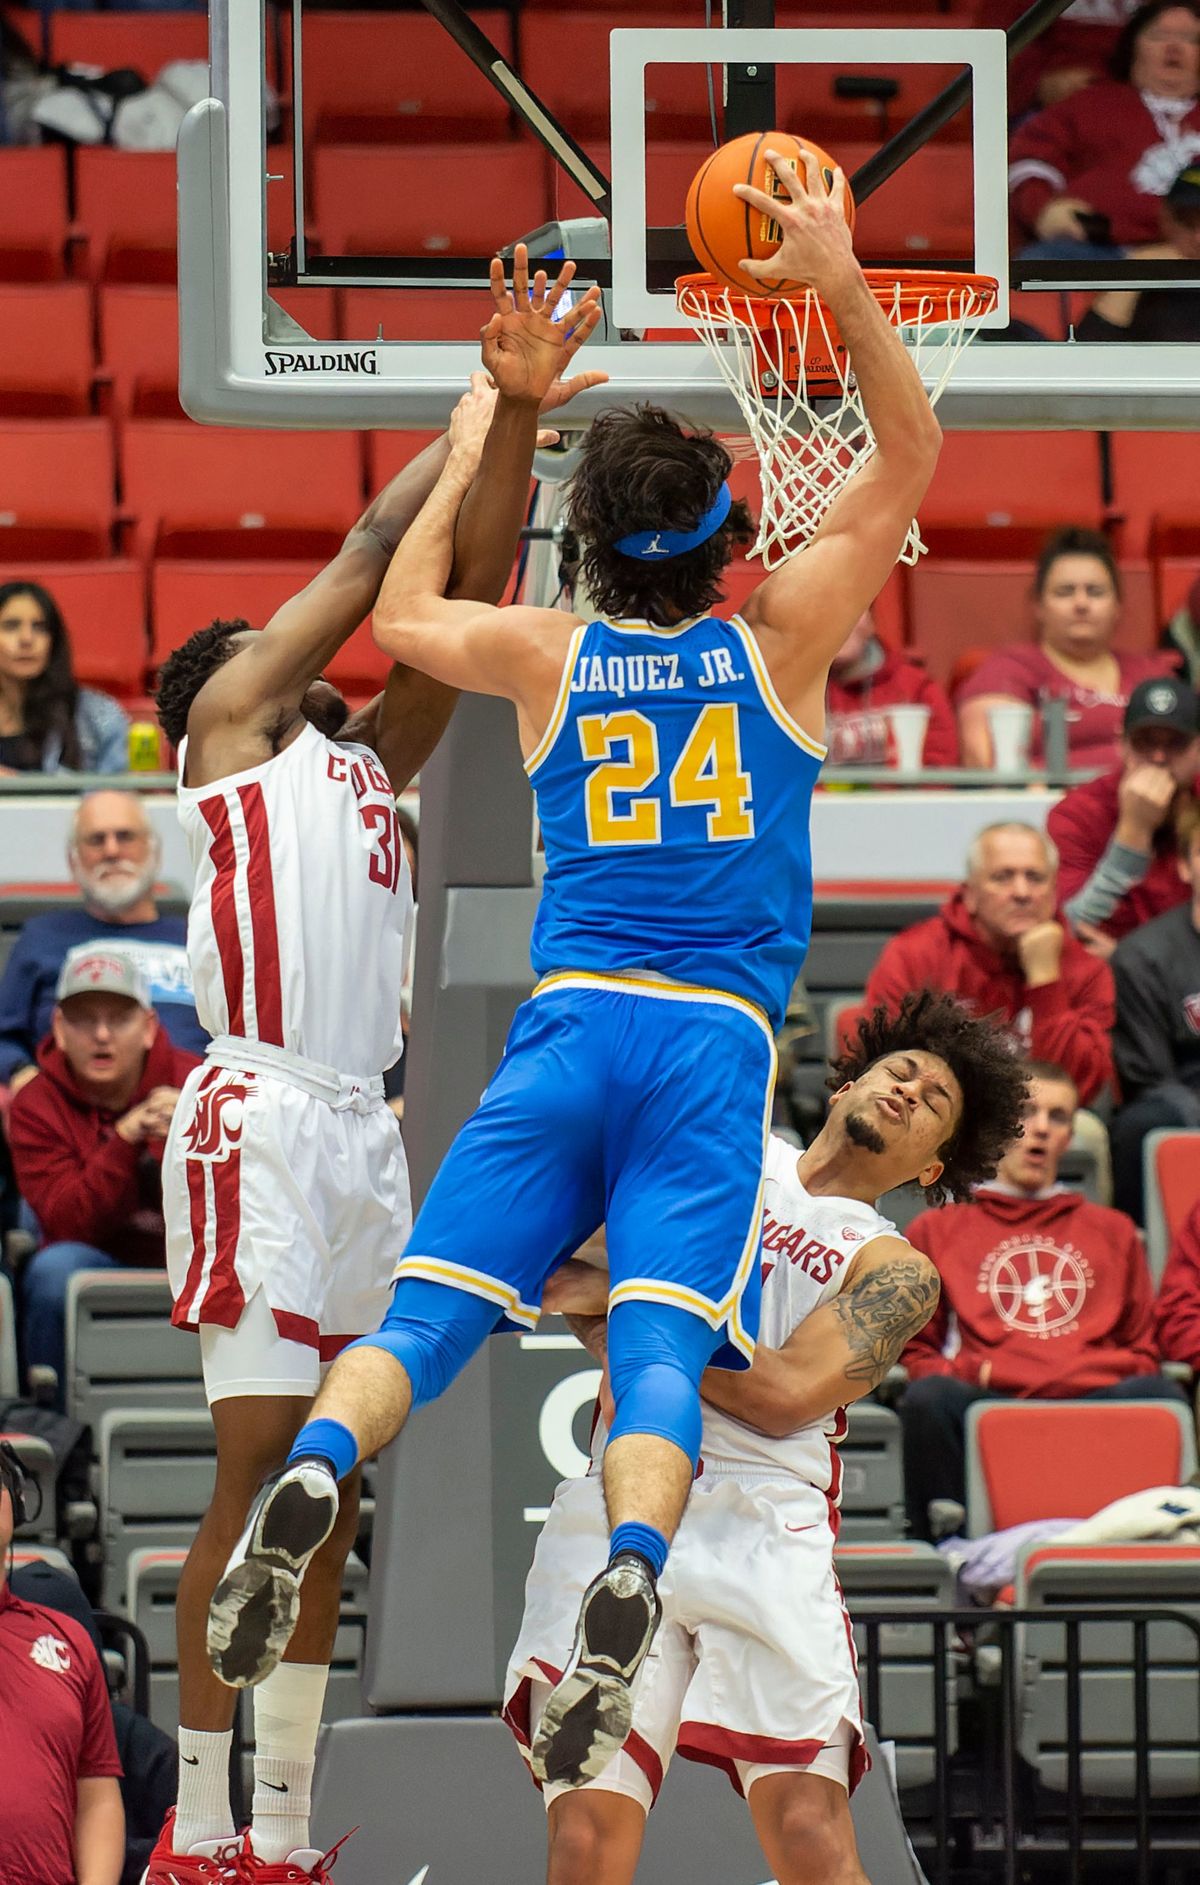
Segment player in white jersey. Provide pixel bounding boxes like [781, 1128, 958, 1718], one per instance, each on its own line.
[504, 991, 1028, 1885]
[141, 254, 605, 1885]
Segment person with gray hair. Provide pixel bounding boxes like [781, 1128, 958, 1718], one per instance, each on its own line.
[862, 820, 1115, 1105]
[0, 788, 205, 1093]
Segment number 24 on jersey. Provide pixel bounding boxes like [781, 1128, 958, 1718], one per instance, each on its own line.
[579, 702, 755, 847]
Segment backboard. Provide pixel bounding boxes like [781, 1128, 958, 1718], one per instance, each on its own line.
[180, 1, 1200, 430]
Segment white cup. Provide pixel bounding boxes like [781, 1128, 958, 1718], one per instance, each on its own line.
[986, 702, 1034, 773]
[883, 703, 931, 773]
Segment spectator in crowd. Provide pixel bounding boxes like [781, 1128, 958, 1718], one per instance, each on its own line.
[1109, 794, 1200, 1216]
[863, 822, 1115, 1106]
[1155, 1191, 1200, 1371]
[956, 527, 1173, 773]
[982, 0, 1139, 118]
[0, 582, 129, 776]
[1009, 0, 1200, 258]
[0, 788, 206, 1091]
[1048, 675, 1200, 955]
[0, 1445, 126, 1885]
[1077, 159, 1200, 339]
[899, 1062, 1180, 1540]
[6, 948, 199, 1404]
[824, 607, 958, 767]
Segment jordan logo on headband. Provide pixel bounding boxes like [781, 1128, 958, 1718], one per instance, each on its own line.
[614, 485, 732, 561]
[643, 535, 669, 556]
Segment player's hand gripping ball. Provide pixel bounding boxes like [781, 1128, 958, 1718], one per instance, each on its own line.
[685, 130, 856, 298]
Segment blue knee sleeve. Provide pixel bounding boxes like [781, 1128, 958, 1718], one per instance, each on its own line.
[606, 1299, 718, 1469]
[347, 1278, 500, 1411]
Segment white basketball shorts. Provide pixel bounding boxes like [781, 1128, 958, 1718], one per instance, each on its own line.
[163, 1056, 410, 1402]
[503, 1467, 867, 1812]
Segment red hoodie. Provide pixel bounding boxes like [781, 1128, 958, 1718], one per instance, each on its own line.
[904, 1188, 1160, 1395]
[1154, 1197, 1200, 1372]
[862, 888, 1115, 1103]
[8, 1028, 200, 1264]
[825, 649, 959, 768]
[1047, 768, 1191, 944]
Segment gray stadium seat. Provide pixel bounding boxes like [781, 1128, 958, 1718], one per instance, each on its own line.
[10, 1542, 76, 1577]
[128, 1543, 369, 1736]
[1016, 1542, 1200, 1799]
[0, 1271, 17, 1397]
[65, 1270, 204, 1431]
[839, 1401, 906, 1540]
[98, 1407, 216, 1606]
[1, 1429, 58, 1542]
[836, 1540, 958, 1790]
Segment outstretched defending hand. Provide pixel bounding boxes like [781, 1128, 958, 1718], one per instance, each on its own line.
[482, 242, 607, 410]
[732, 147, 857, 294]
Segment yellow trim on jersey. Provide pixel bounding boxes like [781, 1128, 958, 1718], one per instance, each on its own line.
[392, 1256, 540, 1329]
[602, 613, 706, 639]
[530, 969, 774, 1046]
[525, 622, 588, 780]
[728, 615, 827, 759]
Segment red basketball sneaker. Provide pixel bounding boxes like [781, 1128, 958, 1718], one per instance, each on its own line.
[238, 1831, 355, 1882]
[140, 1810, 244, 1882]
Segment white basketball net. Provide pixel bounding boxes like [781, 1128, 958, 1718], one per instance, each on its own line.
[676, 275, 997, 571]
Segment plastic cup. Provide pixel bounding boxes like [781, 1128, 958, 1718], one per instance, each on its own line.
[883, 703, 931, 773]
[986, 703, 1034, 773]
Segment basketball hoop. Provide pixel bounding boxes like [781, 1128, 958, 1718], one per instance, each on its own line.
[675, 270, 998, 571]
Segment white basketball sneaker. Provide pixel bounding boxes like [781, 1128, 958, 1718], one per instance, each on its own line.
[207, 1462, 339, 1688]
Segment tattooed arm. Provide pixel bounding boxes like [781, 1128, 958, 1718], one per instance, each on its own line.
[698, 1238, 941, 1439]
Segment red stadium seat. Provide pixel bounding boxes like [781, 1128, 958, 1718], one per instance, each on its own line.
[904, 560, 1156, 684]
[298, 9, 516, 143]
[966, 1400, 1195, 1535]
[819, 141, 976, 259]
[1154, 1133, 1200, 1251]
[98, 285, 180, 419]
[922, 432, 1103, 533]
[366, 433, 442, 490]
[123, 422, 365, 564]
[1147, 516, 1200, 626]
[75, 149, 178, 283]
[340, 288, 494, 345]
[0, 560, 148, 695]
[48, 10, 208, 80]
[150, 560, 387, 697]
[523, 13, 727, 141]
[0, 147, 69, 280]
[0, 284, 93, 416]
[314, 144, 548, 258]
[549, 140, 713, 228]
[0, 419, 115, 559]
[1110, 433, 1200, 560]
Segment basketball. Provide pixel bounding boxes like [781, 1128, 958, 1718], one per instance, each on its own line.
[685, 130, 856, 298]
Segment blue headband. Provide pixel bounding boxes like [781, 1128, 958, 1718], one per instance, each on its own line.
[613, 484, 732, 560]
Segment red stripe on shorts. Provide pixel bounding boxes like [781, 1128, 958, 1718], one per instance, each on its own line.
[201, 1138, 247, 1328]
[172, 1152, 211, 1329]
[200, 795, 246, 1033]
[237, 781, 284, 1046]
[271, 1307, 357, 1361]
[678, 1721, 828, 1796]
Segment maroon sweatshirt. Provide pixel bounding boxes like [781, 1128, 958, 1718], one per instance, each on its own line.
[1047, 768, 1192, 945]
[904, 1187, 1160, 1395]
[825, 649, 958, 768]
[863, 888, 1115, 1103]
[1009, 81, 1200, 246]
[8, 1029, 200, 1263]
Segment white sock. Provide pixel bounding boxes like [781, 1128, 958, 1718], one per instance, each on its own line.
[175, 1727, 235, 1851]
[250, 1661, 330, 1863]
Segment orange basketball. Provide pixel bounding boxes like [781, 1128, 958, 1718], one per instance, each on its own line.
[684, 130, 855, 298]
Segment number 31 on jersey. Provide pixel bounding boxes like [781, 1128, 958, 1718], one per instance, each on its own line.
[579, 702, 755, 846]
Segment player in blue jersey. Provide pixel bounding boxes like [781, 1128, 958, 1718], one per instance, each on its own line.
[206, 153, 943, 1788]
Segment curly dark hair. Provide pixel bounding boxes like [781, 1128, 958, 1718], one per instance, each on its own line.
[0, 581, 82, 770]
[566, 406, 755, 622]
[828, 989, 1030, 1205]
[1111, 0, 1200, 80]
[154, 618, 250, 748]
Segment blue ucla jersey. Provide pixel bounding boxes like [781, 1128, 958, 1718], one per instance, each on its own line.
[527, 613, 825, 1030]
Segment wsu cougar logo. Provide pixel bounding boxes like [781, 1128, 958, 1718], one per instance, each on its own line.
[184, 1078, 254, 1161]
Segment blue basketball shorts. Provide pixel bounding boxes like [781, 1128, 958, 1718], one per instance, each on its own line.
[391, 971, 777, 1367]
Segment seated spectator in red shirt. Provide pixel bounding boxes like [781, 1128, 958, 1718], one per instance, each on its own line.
[898, 1063, 1182, 1540]
[863, 822, 1115, 1106]
[957, 527, 1172, 773]
[0, 1445, 125, 1885]
[1109, 795, 1200, 1219]
[1047, 675, 1200, 955]
[1008, 0, 1200, 256]
[981, 0, 1139, 118]
[1076, 160, 1200, 340]
[1155, 1192, 1200, 1371]
[7, 946, 199, 1405]
[824, 608, 958, 768]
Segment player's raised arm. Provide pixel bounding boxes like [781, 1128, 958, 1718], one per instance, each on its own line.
[698, 1237, 940, 1437]
[736, 152, 942, 703]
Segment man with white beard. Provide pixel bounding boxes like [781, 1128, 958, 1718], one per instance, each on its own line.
[0, 789, 204, 1094]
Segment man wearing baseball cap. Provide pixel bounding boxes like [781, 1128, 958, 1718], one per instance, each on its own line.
[6, 944, 200, 1404]
[1078, 163, 1200, 344]
[1047, 674, 1200, 957]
